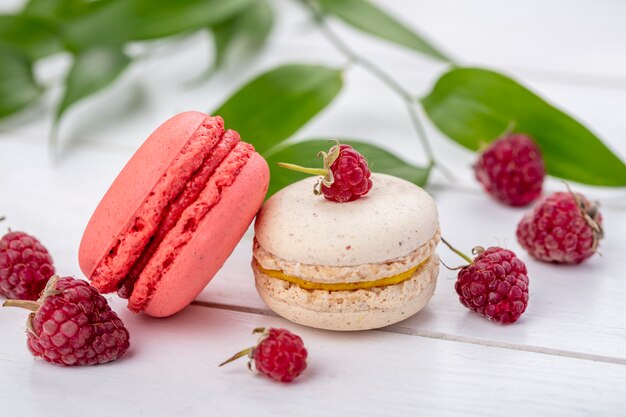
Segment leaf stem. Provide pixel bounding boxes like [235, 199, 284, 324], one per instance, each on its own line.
[302, 0, 454, 179]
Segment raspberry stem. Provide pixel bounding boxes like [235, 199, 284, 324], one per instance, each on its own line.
[277, 162, 328, 177]
[3, 299, 41, 311]
[218, 347, 253, 367]
[441, 237, 474, 264]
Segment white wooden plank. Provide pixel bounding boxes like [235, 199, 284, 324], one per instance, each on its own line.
[1, 302, 625, 417]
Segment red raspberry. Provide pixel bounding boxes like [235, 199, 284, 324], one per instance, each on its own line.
[445, 240, 529, 324]
[474, 133, 545, 206]
[3, 276, 130, 366]
[0, 231, 55, 300]
[517, 191, 603, 264]
[220, 327, 308, 383]
[321, 144, 372, 202]
[457, 247, 529, 324]
[278, 141, 373, 203]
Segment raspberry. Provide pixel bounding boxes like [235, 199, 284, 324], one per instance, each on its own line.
[278, 141, 373, 202]
[0, 231, 55, 300]
[321, 144, 372, 202]
[442, 238, 529, 325]
[516, 191, 603, 264]
[474, 133, 545, 206]
[455, 247, 529, 324]
[220, 327, 308, 383]
[3, 276, 130, 366]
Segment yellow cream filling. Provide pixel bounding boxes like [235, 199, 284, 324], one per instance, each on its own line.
[257, 259, 427, 291]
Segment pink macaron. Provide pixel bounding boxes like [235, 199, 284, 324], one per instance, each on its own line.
[79, 111, 269, 317]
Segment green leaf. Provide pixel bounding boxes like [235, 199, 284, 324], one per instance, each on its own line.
[318, 0, 451, 63]
[422, 67, 626, 186]
[22, 0, 93, 21]
[211, 0, 274, 69]
[0, 15, 63, 59]
[0, 44, 42, 119]
[264, 139, 431, 198]
[213, 64, 343, 154]
[56, 46, 130, 122]
[61, 0, 255, 50]
[130, 0, 257, 40]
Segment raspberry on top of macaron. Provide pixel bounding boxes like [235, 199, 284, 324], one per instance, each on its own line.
[278, 141, 373, 202]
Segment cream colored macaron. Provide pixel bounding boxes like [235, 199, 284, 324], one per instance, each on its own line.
[252, 173, 440, 331]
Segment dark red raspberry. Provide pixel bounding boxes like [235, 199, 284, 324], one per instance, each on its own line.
[455, 247, 529, 324]
[278, 141, 372, 202]
[0, 231, 55, 300]
[517, 191, 603, 264]
[3, 276, 130, 366]
[321, 144, 372, 202]
[474, 133, 545, 206]
[220, 327, 308, 383]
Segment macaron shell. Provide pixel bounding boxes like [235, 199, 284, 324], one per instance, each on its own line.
[78, 111, 209, 280]
[255, 173, 439, 267]
[254, 254, 439, 331]
[142, 152, 269, 317]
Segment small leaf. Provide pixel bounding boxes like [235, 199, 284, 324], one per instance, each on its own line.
[0, 44, 42, 119]
[213, 64, 343, 155]
[318, 0, 451, 63]
[0, 15, 63, 59]
[56, 46, 130, 122]
[61, 0, 256, 50]
[422, 67, 626, 186]
[264, 139, 431, 198]
[211, 0, 274, 69]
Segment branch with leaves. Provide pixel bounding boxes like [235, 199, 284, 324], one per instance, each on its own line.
[1, 0, 625, 196]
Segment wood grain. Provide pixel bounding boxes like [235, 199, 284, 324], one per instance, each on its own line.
[1, 303, 625, 417]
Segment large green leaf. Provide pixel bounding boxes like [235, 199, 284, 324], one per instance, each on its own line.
[213, 64, 343, 154]
[0, 15, 62, 59]
[264, 139, 431, 198]
[61, 0, 255, 50]
[319, 0, 451, 63]
[0, 44, 42, 119]
[422, 67, 626, 186]
[56, 46, 130, 122]
[211, 0, 274, 69]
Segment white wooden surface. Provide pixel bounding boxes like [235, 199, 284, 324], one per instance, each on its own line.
[1, 0, 625, 416]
